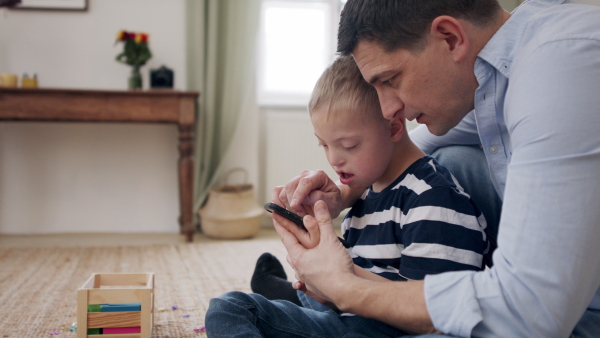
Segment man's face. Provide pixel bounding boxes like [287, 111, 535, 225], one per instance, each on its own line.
[352, 39, 475, 136]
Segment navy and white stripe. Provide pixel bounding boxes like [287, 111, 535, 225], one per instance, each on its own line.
[342, 156, 488, 281]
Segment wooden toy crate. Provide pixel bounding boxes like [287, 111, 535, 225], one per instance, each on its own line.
[77, 273, 154, 338]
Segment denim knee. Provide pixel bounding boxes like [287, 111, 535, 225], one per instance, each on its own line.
[206, 291, 256, 319]
[205, 291, 266, 337]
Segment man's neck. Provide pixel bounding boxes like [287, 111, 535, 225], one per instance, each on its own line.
[467, 10, 512, 58]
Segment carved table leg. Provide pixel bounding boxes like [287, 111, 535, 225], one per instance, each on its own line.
[178, 96, 198, 242]
[178, 122, 195, 242]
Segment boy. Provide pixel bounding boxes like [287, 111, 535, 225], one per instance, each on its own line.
[205, 56, 489, 337]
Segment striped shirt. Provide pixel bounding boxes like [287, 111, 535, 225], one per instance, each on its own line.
[342, 156, 488, 281]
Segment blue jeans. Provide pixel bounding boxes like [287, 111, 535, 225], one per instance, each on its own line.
[205, 290, 600, 337]
[205, 291, 409, 337]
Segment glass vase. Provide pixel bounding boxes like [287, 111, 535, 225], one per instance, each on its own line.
[128, 66, 142, 90]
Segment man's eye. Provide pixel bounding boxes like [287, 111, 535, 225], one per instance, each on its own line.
[382, 75, 397, 86]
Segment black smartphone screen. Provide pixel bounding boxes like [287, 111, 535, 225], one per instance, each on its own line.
[264, 202, 307, 231]
[264, 202, 351, 248]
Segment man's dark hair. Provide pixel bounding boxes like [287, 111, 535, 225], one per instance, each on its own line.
[338, 0, 502, 55]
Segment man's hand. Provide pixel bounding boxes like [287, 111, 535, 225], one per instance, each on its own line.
[272, 170, 344, 217]
[273, 200, 355, 304]
[270, 205, 320, 249]
[273, 200, 435, 334]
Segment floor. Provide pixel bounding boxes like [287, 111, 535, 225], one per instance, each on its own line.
[0, 228, 281, 248]
[0, 215, 345, 248]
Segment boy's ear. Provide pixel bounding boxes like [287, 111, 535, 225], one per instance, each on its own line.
[390, 116, 406, 142]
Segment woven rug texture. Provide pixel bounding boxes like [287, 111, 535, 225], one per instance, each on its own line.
[0, 237, 290, 337]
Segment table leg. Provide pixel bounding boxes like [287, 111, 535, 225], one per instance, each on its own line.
[178, 123, 195, 242]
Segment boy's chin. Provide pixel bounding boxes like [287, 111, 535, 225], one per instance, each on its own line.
[344, 180, 369, 191]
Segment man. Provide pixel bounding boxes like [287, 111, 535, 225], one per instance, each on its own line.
[273, 0, 600, 336]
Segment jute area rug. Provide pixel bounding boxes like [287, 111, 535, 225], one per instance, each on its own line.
[0, 231, 292, 337]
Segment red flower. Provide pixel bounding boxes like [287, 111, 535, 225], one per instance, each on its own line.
[115, 30, 129, 42]
[115, 30, 152, 67]
[134, 33, 149, 44]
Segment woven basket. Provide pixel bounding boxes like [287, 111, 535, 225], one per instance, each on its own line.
[199, 168, 263, 239]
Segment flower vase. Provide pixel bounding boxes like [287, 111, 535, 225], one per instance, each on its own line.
[128, 66, 142, 90]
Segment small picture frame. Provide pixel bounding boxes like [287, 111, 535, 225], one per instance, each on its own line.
[12, 0, 88, 11]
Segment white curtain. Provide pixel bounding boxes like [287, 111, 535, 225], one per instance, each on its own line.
[186, 0, 261, 226]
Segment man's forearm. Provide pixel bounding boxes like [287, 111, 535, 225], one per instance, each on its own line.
[353, 265, 390, 282]
[334, 277, 436, 334]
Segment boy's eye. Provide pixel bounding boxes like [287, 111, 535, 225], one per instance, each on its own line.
[343, 144, 357, 150]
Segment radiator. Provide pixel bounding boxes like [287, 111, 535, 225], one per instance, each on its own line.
[264, 110, 336, 203]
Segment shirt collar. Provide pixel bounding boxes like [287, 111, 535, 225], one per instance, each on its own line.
[476, 0, 569, 79]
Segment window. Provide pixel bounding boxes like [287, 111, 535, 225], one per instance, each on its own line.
[257, 0, 344, 106]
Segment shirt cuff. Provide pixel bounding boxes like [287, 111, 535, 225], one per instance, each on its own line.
[424, 270, 483, 336]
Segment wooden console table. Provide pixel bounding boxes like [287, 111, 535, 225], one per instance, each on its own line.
[0, 88, 200, 242]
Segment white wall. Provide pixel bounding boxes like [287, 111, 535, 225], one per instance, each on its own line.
[2, 0, 598, 235]
[578, 0, 600, 5]
[263, 108, 335, 203]
[0, 0, 187, 234]
[499, 0, 600, 10]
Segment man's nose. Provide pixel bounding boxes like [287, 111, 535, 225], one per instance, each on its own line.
[379, 88, 404, 120]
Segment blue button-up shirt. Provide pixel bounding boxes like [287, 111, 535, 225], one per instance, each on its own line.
[410, 0, 600, 336]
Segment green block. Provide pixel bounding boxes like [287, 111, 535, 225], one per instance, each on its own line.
[87, 304, 102, 312]
[87, 328, 102, 335]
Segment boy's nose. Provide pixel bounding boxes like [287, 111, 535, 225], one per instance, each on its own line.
[329, 152, 345, 168]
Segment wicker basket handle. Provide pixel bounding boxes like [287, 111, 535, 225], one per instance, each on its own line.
[222, 167, 248, 186]
[213, 167, 252, 193]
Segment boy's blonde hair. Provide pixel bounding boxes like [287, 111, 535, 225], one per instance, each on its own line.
[308, 55, 382, 120]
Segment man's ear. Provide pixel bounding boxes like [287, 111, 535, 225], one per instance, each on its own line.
[430, 15, 469, 63]
[390, 116, 406, 142]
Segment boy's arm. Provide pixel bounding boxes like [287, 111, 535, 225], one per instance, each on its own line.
[336, 181, 365, 216]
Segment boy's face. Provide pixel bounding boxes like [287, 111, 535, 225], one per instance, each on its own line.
[311, 107, 396, 190]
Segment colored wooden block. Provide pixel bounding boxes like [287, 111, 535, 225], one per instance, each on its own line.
[88, 304, 102, 312]
[88, 311, 141, 328]
[103, 327, 141, 334]
[87, 328, 101, 335]
[101, 303, 142, 312]
[77, 273, 154, 338]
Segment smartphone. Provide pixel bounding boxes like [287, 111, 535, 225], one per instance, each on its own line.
[264, 202, 351, 248]
[264, 202, 307, 231]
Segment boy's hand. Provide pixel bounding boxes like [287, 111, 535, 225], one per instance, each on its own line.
[272, 169, 343, 218]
